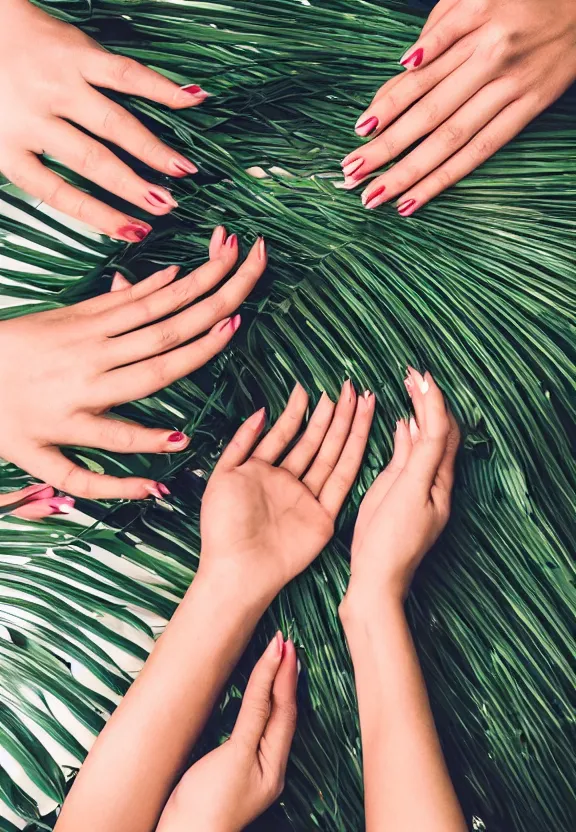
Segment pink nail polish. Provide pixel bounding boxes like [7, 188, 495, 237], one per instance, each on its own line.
[158, 483, 171, 496]
[145, 189, 178, 209]
[49, 498, 74, 514]
[355, 116, 379, 137]
[230, 314, 241, 333]
[363, 186, 386, 209]
[217, 317, 232, 332]
[116, 223, 151, 243]
[342, 158, 364, 178]
[257, 237, 266, 261]
[252, 407, 267, 429]
[172, 158, 199, 176]
[275, 631, 284, 657]
[397, 199, 417, 216]
[168, 431, 186, 443]
[400, 47, 424, 68]
[181, 84, 205, 95]
[226, 233, 237, 249]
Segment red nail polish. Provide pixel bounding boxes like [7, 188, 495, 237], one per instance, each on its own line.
[363, 186, 386, 209]
[116, 223, 151, 243]
[145, 189, 178, 209]
[168, 431, 186, 443]
[400, 47, 424, 68]
[158, 483, 171, 496]
[230, 314, 241, 333]
[342, 157, 364, 178]
[181, 84, 203, 94]
[226, 233, 237, 249]
[257, 237, 266, 261]
[356, 116, 379, 137]
[397, 199, 417, 216]
[172, 159, 199, 176]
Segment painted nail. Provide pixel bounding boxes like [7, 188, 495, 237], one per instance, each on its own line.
[172, 158, 199, 176]
[409, 416, 420, 442]
[168, 431, 186, 443]
[362, 389, 372, 400]
[400, 47, 424, 68]
[342, 158, 364, 178]
[146, 484, 163, 499]
[217, 317, 232, 333]
[355, 116, 379, 137]
[145, 188, 178, 210]
[24, 484, 54, 502]
[404, 373, 414, 396]
[257, 237, 266, 261]
[344, 379, 355, 402]
[180, 84, 209, 96]
[212, 225, 227, 248]
[158, 483, 171, 496]
[230, 314, 241, 333]
[226, 233, 237, 249]
[297, 657, 302, 676]
[397, 199, 417, 216]
[363, 186, 386, 209]
[251, 407, 267, 429]
[116, 223, 151, 244]
[275, 631, 284, 657]
[49, 499, 74, 515]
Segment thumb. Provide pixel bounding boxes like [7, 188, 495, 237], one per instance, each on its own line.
[232, 633, 285, 752]
[260, 639, 298, 776]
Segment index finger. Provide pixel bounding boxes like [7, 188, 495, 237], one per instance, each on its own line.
[261, 639, 298, 775]
[403, 370, 451, 489]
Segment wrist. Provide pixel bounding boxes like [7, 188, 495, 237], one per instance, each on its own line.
[192, 555, 276, 617]
[339, 583, 405, 631]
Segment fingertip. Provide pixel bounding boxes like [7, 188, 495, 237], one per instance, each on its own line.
[209, 225, 227, 259]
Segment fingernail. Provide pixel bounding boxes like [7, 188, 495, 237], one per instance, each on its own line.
[275, 631, 284, 657]
[251, 407, 267, 429]
[230, 314, 241, 333]
[172, 158, 199, 176]
[404, 373, 414, 396]
[180, 84, 210, 97]
[116, 222, 152, 244]
[145, 188, 178, 210]
[419, 377, 430, 395]
[355, 116, 379, 137]
[24, 484, 53, 502]
[146, 484, 163, 499]
[226, 233, 237, 250]
[158, 483, 171, 496]
[168, 431, 186, 443]
[400, 47, 424, 68]
[409, 416, 420, 441]
[362, 389, 372, 400]
[297, 657, 302, 676]
[342, 157, 364, 178]
[257, 237, 266, 261]
[363, 186, 386, 209]
[213, 225, 227, 248]
[49, 498, 74, 514]
[397, 198, 417, 216]
[344, 379, 355, 402]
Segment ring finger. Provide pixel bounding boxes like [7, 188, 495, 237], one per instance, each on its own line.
[43, 121, 178, 217]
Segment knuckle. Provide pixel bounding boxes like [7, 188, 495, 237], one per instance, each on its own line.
[469, 134, 495, 160]
[432, 166, 454, 190]
[277, 701, 298, 725]
[75, 196, 93, 223]
[101, 106, 122, 133]
[209, 293, 227, 319]
[153, 324, 180, 350]
[421, 99, 440, 128]
[441, 122, 465, 147]
[58, 465, 93, 498]
[110, 56, 139, 84]
[78, 145, 101, 175]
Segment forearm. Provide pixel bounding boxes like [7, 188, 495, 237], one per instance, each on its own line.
[340, 594, 466, 832]
[56, 567, 271, 832]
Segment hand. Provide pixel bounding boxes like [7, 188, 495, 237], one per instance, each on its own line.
[200, 381, 375, 600]
[0, 483, 74, 519]
[0, 228, 266, 500]
[156, 634, 298, 832]
[345, 369, 459, 605]
[0, 0, 208, 239]
[341, 0, 576, 214]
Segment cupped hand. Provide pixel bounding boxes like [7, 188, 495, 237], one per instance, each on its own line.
[0, 0, 208, 239]
[345, 369, 459, 605]
[0, 227, 265, 500]
[0, 483, 75, 519]
[200, 381, 375, 600]
[157, 634, 298, 832]
[342, 0, 576, 214]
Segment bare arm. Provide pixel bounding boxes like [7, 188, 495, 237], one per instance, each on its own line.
[341, 368, 466, 832]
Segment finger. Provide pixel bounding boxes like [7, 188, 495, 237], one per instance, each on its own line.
[420, 0, 459, 36]
[68, 87, 199, 178]
[251, 383, 309, 464]
[394, 97, 540, 214]
[102, 231, 241, 338]
[356, 57, 496, 201]
[281, 392, 335, 477]
[261, 639, 298, 775]
[0, 483, 54, 509]
[3, 151, 151, 241]
[355, 79, 517, 208]
[399, 6, 485, 69]
[105, 238, 265, 365]
[102, 314, 243, 403]
[81, 50, 210, 110]
[72, 266, 179, 318]
[432, 408, 460, 513]
[13, 496, 76, 520]
[302, 380, 357, 496]
[403, 370, 451, 489]
[232, 633, 285, 752]
[348, 34, 474, 143]
[318, 390, 376, 519]
[67, 415, 190, 454]
[213, 408, 267, 475]
[22, 446, 168, 500]
[43, 122, 178, 217]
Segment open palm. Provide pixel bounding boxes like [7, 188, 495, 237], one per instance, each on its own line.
[201, 381, 375, 598]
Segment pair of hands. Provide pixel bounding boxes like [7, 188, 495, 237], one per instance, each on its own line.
[156, 369, 459, 831]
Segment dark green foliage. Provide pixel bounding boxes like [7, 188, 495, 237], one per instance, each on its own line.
[0, 1, 574, 830]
